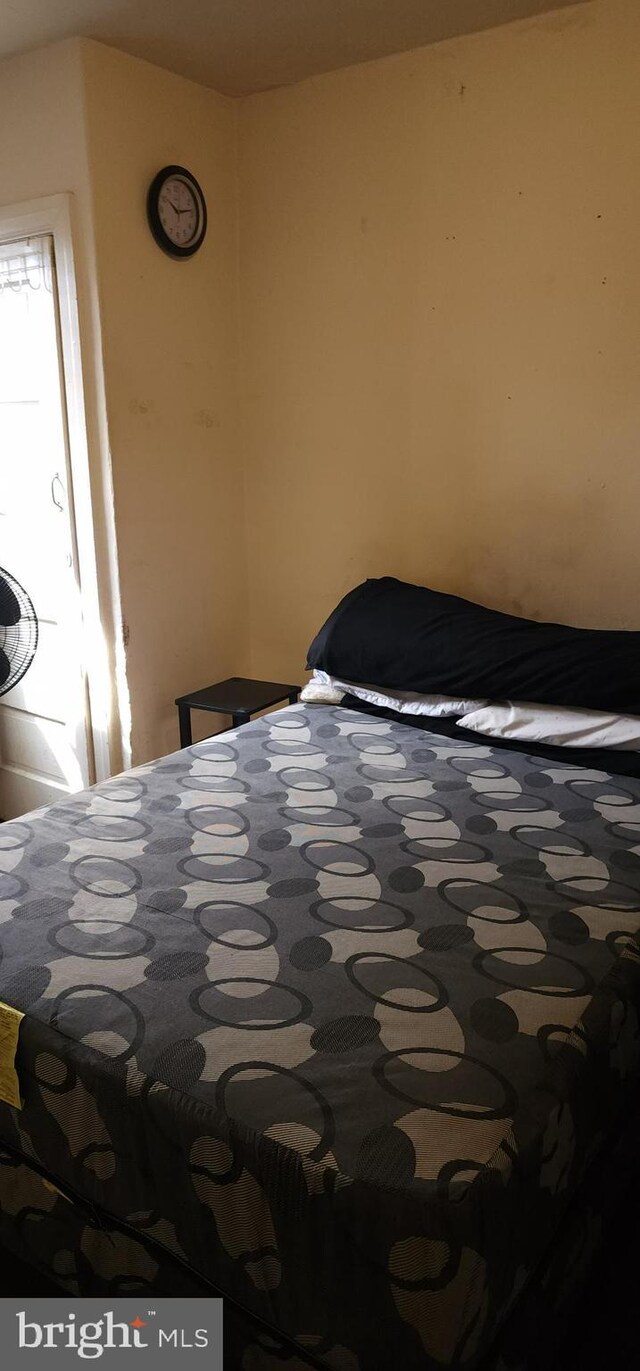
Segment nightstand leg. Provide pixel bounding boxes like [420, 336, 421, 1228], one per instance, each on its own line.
[232, 710, 250, 729]
[288, 689, 299, 705]
[178, 704, 192, 748]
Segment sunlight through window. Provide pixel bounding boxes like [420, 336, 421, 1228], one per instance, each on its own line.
[0, 235, 91, 817]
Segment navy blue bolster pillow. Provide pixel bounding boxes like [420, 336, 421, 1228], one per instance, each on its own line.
[306, 577, 640, 715]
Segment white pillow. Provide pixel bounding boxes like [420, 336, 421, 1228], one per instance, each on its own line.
[459, 701, 640, 751]
[300, 670, 487, 718]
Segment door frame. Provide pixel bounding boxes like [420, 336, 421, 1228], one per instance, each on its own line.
[0, 193, 117, 784]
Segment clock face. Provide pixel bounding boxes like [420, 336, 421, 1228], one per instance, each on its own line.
[147, 166, 207, 258]
[158, 175, 199, 247]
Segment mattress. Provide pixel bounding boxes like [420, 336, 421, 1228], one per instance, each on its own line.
[3, 1088, 637, 1371]
[1, 702, 640, 1370]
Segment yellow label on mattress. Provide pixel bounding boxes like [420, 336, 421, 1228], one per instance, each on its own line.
[42, 1177, 70, 1202]
[0, 1001, 24, 1110]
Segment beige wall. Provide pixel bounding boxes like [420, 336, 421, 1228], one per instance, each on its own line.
[80, 42, 246, 763]
[0, 43, 86, 204]
[238, 0, 640, 685]
[3, 2, 640, 772]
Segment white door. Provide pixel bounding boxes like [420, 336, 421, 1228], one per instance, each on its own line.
[0, 234, 93, 819]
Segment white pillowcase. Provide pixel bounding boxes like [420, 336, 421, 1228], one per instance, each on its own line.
[300, 670, 487, 718]
[459, 701, 640, 751]
[299, 673, 345, 704]
[300, 674, 640, 750]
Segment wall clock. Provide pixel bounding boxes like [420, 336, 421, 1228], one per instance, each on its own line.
[147, 165, 207, 258]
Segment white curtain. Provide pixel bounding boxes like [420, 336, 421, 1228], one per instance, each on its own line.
[0, 235, 54, 295]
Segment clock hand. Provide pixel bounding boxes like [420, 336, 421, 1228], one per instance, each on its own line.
[168, 199, 181, 215]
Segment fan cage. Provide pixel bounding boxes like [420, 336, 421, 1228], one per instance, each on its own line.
[0, 566, 38, 697]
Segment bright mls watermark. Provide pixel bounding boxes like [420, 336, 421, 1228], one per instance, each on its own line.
[0, 1299, 223, 1365]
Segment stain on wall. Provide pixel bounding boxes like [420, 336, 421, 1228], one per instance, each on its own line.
[238, 0, 640, 682]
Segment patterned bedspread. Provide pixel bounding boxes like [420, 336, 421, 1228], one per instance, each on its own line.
[1, 702, 640, 1370]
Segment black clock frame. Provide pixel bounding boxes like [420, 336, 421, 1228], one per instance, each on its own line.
[146, 165, 207, 259]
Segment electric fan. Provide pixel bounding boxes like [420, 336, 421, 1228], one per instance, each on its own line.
[0, 566, 38, 696]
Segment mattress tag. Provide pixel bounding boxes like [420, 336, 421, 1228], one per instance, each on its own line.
[0, 1001, 24, 1110]
[42, 1177, 70, 1202]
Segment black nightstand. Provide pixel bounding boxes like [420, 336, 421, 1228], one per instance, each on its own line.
[175, 676, 300, 747]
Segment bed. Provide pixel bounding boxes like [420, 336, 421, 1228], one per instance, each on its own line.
[1, 579, 640, 1371]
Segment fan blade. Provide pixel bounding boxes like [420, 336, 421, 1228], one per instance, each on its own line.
[0, 575, 21, 627]
[0, 646, 10, 687]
